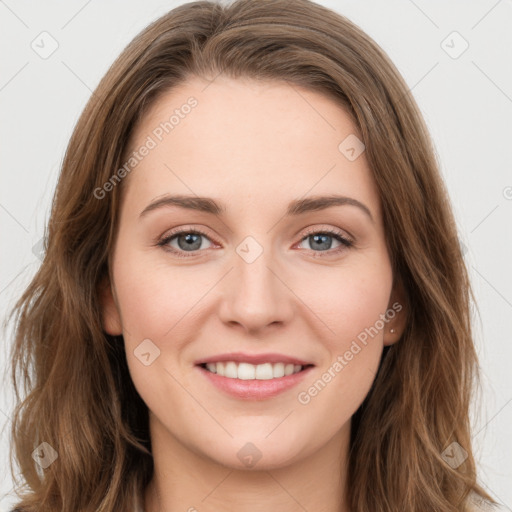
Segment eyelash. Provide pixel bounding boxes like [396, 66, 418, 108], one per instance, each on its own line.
[156, 225, 354, 259]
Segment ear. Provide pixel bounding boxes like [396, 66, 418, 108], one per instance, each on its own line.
[383, 277, 407, 347]
[98, 275, 123, 336]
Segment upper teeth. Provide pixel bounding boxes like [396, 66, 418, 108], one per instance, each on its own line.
[205, 361, 303, 380]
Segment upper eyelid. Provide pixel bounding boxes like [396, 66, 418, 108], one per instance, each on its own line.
[300, 225, 353, 241]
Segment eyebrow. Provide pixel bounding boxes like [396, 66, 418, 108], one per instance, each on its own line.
[139, 194, 374, 222]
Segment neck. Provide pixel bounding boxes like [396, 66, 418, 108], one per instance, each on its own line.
[143, 414, 351, 512]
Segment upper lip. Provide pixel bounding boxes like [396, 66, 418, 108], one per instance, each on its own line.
[195, 352, 314, 366]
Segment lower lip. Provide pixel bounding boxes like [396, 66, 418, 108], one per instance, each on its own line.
[196, 365, 314, 400]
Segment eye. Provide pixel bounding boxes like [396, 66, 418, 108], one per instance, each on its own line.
[296, 227, 353, 256]
[157, 227, 215, 258]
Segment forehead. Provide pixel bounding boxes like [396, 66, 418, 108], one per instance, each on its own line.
[120, 75, 381, 221]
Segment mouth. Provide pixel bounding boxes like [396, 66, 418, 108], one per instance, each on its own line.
[194, 354, 315, 400]
[197, 361, 314, 380]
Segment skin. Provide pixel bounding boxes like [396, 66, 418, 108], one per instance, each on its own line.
[100, 75, 406, 512]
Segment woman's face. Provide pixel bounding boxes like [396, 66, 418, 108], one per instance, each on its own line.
[101, 75, 405, 470]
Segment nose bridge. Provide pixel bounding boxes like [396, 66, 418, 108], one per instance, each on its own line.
[219, 236, 292, 332]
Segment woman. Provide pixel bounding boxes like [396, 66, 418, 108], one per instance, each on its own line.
[6, 0, 500, 510]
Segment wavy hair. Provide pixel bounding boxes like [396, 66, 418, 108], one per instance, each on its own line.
[5, 0, 496, 510]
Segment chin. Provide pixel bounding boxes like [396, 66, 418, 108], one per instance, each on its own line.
[200, 434, 310, 471]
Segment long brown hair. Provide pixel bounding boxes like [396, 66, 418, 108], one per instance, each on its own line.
[5, 0, 496, 510]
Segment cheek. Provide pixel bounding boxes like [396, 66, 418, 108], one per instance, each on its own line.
[294, 259, 392, 413]
[112, 249, 202, 411]
[330, 278, 391, 348]
[112, 247, 209, 342]
[316, 296, 385, 399]
[298, 257, 393, 350]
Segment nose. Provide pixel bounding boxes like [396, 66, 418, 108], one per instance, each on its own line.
[218, 246, 294, 335]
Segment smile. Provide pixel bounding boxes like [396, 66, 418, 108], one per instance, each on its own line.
[196, 362, 315, 400]
[201, 361, 306, 380]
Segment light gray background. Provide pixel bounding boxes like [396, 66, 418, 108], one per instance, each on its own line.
[1, 0, 511, 510]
